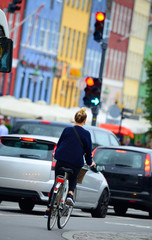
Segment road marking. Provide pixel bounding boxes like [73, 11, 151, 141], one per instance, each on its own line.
[105, 221, 152, 229]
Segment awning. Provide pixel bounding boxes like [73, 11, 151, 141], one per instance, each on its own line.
[99, 123, 134, 138]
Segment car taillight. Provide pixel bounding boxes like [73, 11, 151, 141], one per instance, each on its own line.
[145, 154, 151, 177]
[92, 148, 97, 158]
[53, 144, 57, 155]
[21, 137, 36, 142]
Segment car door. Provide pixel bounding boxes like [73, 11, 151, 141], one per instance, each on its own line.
[75, 168, 104, 208]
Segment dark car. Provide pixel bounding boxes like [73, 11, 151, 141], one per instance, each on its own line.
[93, 146, 152, 218]
[92, 145, 152, 217]
[11, 119, 119, 150]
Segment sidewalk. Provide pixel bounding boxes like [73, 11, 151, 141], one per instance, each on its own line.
[62, 231, 152, 240]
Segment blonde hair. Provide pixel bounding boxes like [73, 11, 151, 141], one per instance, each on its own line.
[74, 107, 87, 123]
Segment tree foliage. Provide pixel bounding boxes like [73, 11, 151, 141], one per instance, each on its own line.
[143, 57, 152, 132]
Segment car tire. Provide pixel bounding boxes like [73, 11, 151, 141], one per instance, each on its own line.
[19, 199, 35, 212]
[114, 204, 128, 216]
[91, 189, 109, 218]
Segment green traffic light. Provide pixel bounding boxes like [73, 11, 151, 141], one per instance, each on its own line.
[91, 97, 100, 106]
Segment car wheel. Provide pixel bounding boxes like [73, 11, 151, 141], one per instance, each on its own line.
[91, 189, 109, 218]
[19, 199, 35, 212]
[114, 204, 128, 216]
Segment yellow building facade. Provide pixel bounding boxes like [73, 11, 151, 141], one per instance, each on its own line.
[123, 0, 151, 111]
[51, 0, 92, 108]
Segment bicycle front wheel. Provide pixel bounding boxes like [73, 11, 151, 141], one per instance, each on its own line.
[57, 202, 73, 229]
[47, 193, 58, 231]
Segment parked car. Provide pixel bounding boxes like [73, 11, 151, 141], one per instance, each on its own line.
[92, 145, 152, 217]
[11, 119, 120, 150]
[0, 134, 110, 218]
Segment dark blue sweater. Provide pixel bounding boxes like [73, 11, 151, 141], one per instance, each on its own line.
[54, 126, 92, 168]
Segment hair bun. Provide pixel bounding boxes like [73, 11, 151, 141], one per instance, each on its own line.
[79, 107, 86, 113]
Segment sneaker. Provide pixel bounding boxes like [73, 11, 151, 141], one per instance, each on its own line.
[66, 193, 74, 206]
[44, 208, 50, 218]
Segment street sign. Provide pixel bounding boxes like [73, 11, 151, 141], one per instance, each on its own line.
[109, 105, 121, 118]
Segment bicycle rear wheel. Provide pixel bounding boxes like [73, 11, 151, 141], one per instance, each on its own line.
[47, 193, 58, 231]
[57, 202, 73, 229]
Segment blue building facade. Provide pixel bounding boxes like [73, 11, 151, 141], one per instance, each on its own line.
[14, 0, 63, 104]
[80, 0, 110, 106]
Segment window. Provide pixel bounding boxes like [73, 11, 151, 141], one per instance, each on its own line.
[27, 75, 32, 98]
[110, 135, 119, 146]
[60, 27, 66, 56]
[39, 76, 44, 100]
[94, 149, 144, 169]
[50, 0, 54, 9]
[75, 32, 80, 60]
[0, 138, 55, 161]
[81, 0, 85, 10]
[50, 22, 57, 51]
[71, 0, 75, 7]
[32, 18, 39, 47]
[44, 76, 50, 101]
[6, 73, 11, 95]
[86, 0, 90, 12]
[70, 30, 75, 59]
[44, 20, 51, 50]
[65, 28, 71, 57]
[13, 12, 20, 48]
[76, 0, 80, 8]
[19, 72, 25, 98]
[80, 33, 85, 60]
[39, 19, 45, 48]
[94, 131, 109, 146]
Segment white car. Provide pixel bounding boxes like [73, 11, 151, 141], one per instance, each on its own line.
[0, 134, 109, 218]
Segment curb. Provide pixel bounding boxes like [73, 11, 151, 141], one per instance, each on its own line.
[62, 231, 152, 240]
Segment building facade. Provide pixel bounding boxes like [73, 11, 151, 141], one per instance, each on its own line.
[51, 0, 92, 108]
[14, 0, 63, 104]
[123, 0, 151, 112]
[137, 3, 152, 114]
[0, 0, 25, 96]
[102, 0, 134, 110]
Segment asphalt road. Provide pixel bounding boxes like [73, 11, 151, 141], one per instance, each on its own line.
[0, 202, 152, 240]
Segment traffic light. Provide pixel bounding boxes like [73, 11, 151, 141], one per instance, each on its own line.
[93, 12, 105, 42]
[8, 0, 22, 13]
[83, 77, 101, 108]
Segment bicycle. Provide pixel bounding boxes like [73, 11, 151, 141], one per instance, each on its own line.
[47, 167, 74, 230]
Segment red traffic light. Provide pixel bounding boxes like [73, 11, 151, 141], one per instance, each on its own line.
[95, 12, 105, 22]
[85, 77, 94, 86]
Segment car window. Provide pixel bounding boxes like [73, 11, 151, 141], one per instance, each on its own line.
[13, 123, 65, 138]
[94, 131, 109, 146]
[0, 138, 55, 161]
[93, 149, 145, 169]
[109, 134, 119, 146]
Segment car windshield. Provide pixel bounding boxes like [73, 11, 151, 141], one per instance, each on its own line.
[13, 123, 66, 138]
[93, 149, 145, 169]
[0, 138, 55, 161]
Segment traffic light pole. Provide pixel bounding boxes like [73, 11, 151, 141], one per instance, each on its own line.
[91, 41, 107, 126]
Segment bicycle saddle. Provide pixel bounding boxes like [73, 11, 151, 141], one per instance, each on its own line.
[60, 167, 73, 174]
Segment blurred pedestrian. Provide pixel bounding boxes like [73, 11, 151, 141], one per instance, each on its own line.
[0, 119, 8, 136]
[125, 137, 132, 146]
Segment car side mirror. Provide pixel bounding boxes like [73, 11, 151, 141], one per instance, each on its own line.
[0, 37, 13, 73]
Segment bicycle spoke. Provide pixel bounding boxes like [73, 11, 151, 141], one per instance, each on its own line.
[57, 203, 73, 229]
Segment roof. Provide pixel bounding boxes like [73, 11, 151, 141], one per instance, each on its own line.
[97, 145, 152, 153]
